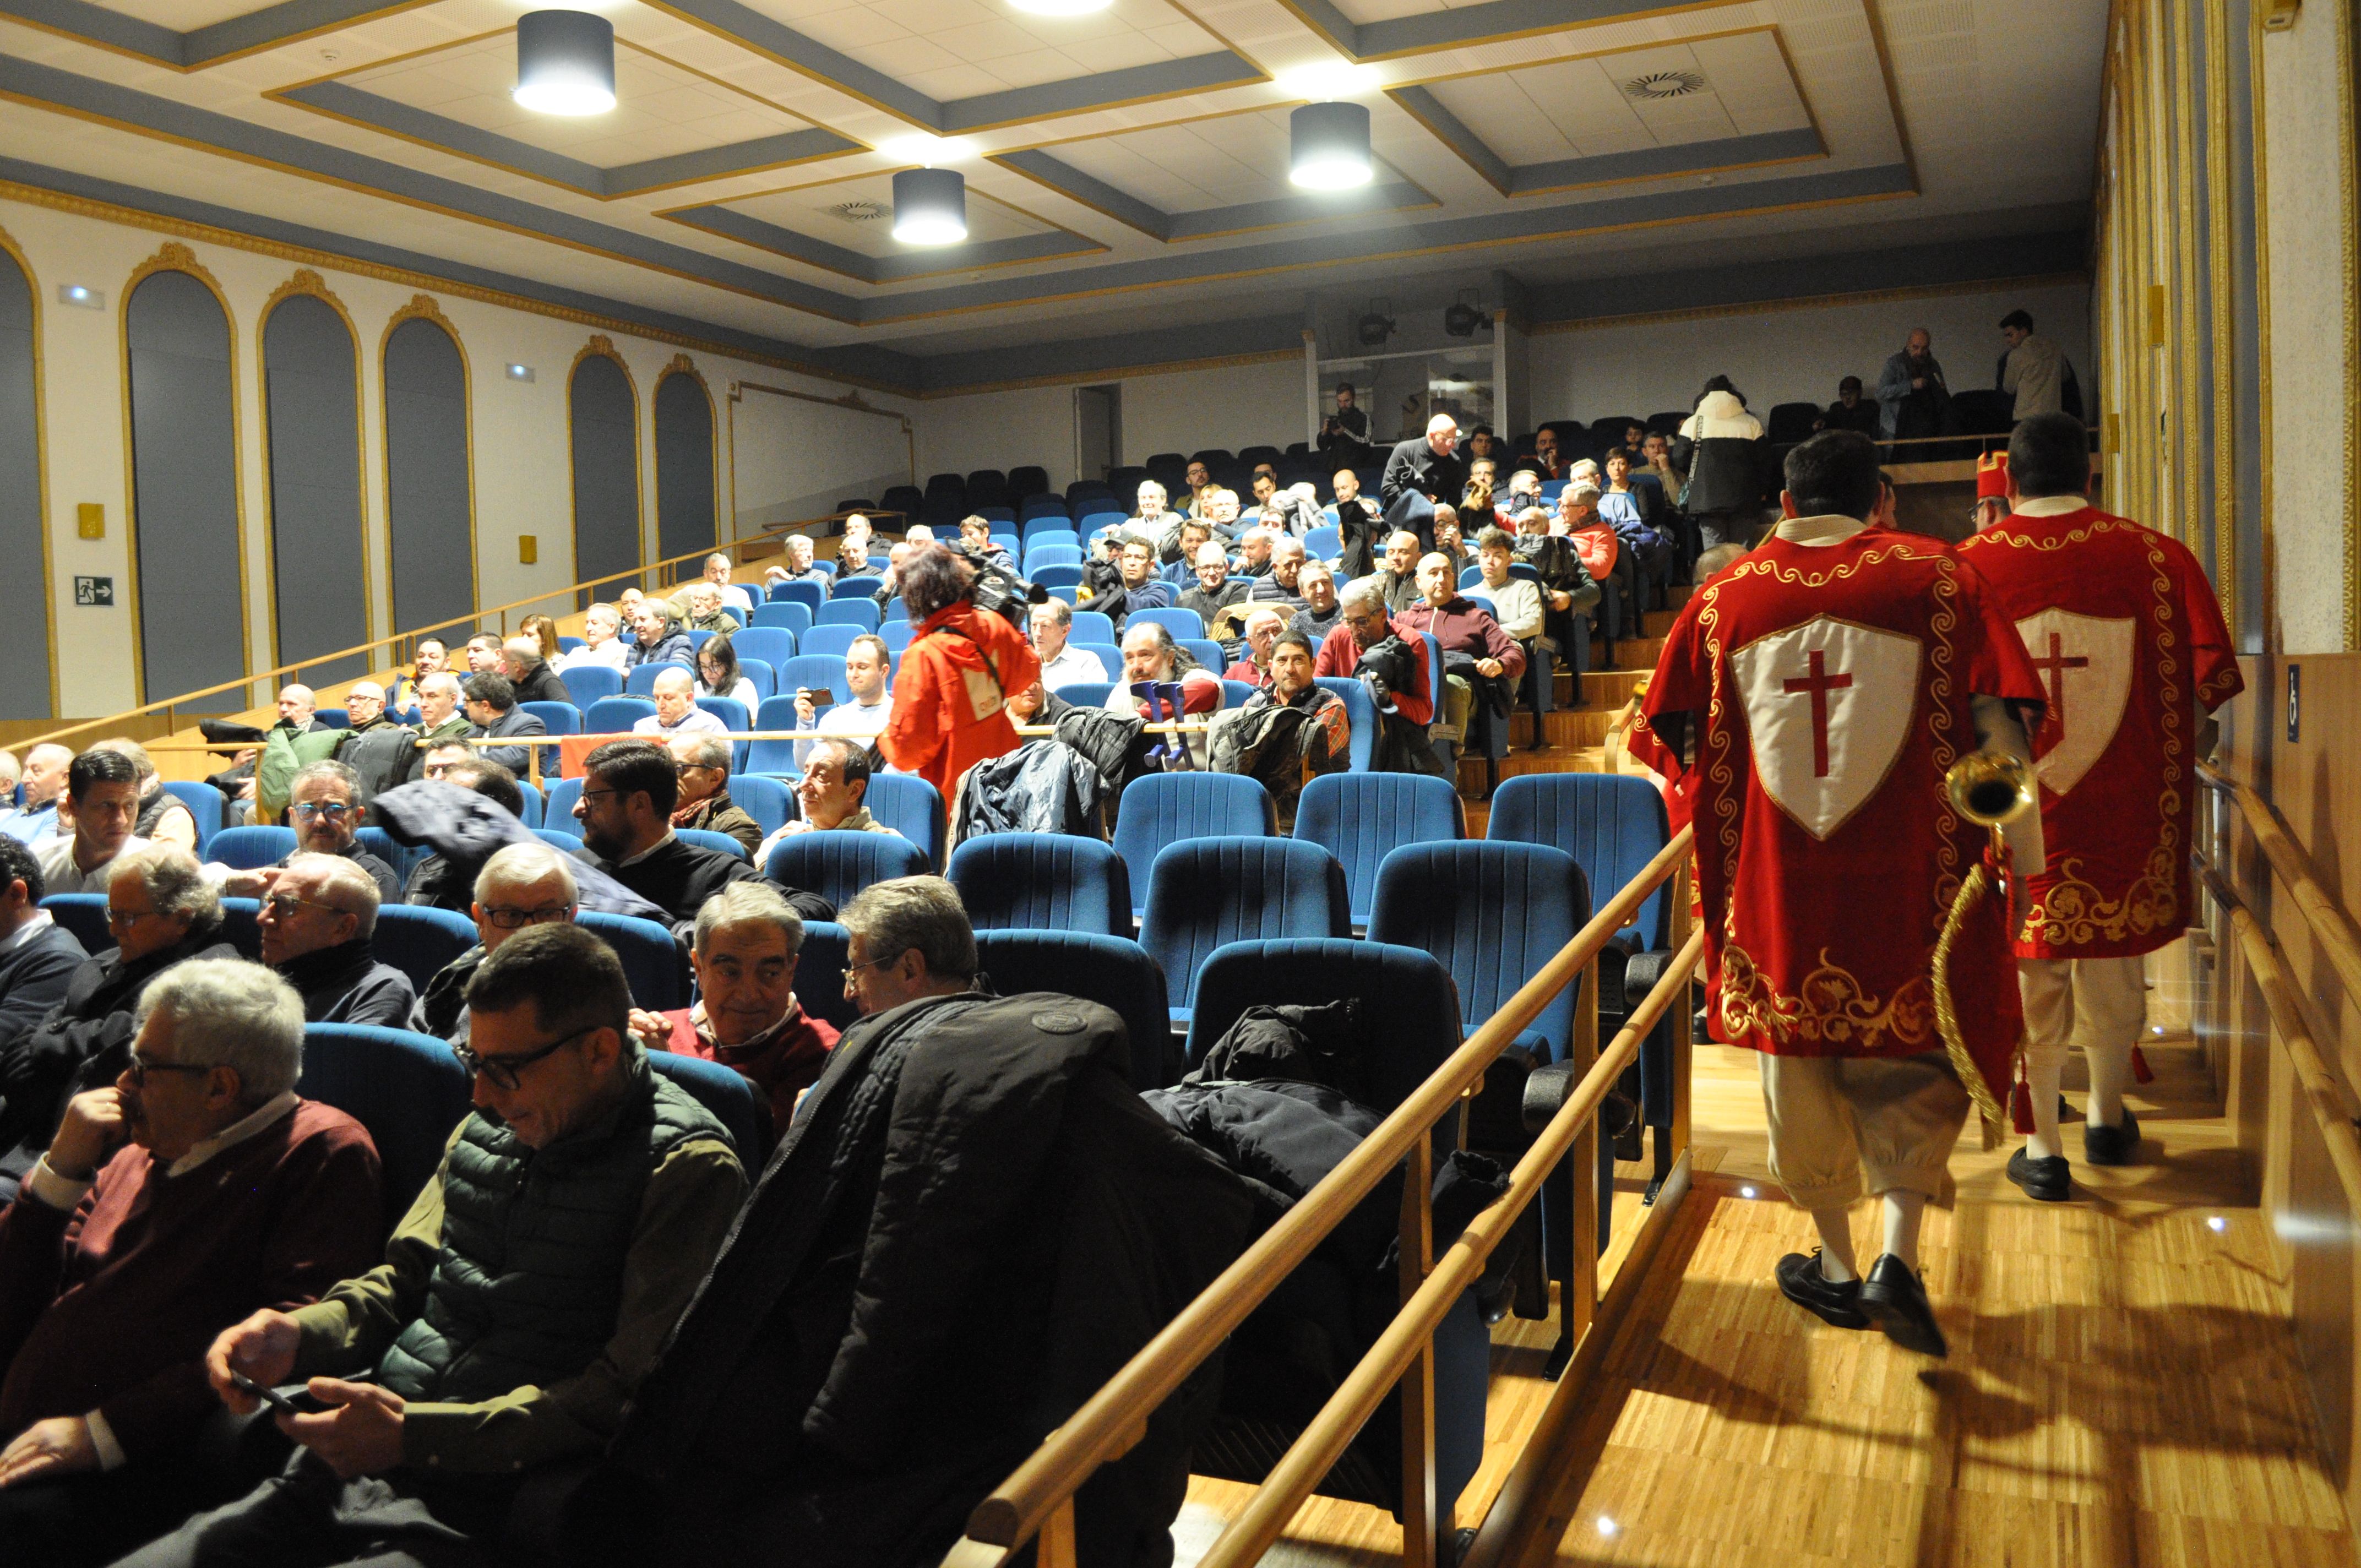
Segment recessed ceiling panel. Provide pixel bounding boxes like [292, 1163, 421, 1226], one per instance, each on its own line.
[1047, 106, 1323, 213]
[336, 31, 819, 166]
[1423, 31, 1811, 170]
[84, 0, 276, 25]
[748, 0, 1227, 98]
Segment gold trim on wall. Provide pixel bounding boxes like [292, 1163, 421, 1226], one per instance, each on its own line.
[0, 221, 62, 721]
[2205, 0, 2238, 636]
[2250, 0, 2277, 650]
[565, 335, 646, 592]
[378, 293, 482, 639]
[2338, 0, 2359, 649]
[653, 353, 721, 560]
[117, 240, 250, 708]
[255, 268, 375, 673]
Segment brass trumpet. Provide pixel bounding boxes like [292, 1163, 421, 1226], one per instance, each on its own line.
[1946, 748, 2034, 827]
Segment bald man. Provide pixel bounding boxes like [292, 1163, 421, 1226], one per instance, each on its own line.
[1, 746, 72, 845]
[633, 667, 728, 737]
[1381, 412, 1467, 520]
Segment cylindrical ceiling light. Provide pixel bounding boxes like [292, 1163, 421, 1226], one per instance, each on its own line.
[892, 167, 968, 246]
[514, 10, 616, 116]
[1290, 101, 1373, 191]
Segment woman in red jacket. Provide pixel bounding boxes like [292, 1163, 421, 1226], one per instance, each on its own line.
[880, 546, 1043, 802]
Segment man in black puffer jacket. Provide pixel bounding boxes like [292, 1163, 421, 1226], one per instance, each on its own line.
[587, 876, 1256, 1568]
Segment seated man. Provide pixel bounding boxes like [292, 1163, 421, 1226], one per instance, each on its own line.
[1231, 525, 1274, 579]
[677, 553, 756, 618]
[0, 961, 382, 1568]
[1028, 600, 1105, 692]
[668, 734, 761, 859]
[0, 849, 238, 1200]
[633, 668, 727, 739]
[1085, 536, 1173, 631]
[1288, 560, 1343, 646]
[500, 639, 572, 707]
[35, 750, 149, 898]
[1246, 535, 1308, 611]
[257, 853, 416, 1027]
[555, 605, 630, 675]
[630, 881, 835, 1139]
[1106, 623, 1221, 770]
[624, 605, 694, 669]
[1176, 541, 1245, 633]
[0, 840, 83, 1055]
[776, 534, 829, 585]
[679, 584, 741, 637]
[1227, 606, 1286, 689]
[333, 683, 420, 799]
[1557, 482, 1641, 655]
[1, 746, 73, 846]
[1513, 506, 1601, 692]
[834, 537, 878, 581]
[413, 841, 578, 1045]
[589, 878, 1253, 1568]
[1429, 505, 1471, 581]
[461, 674, 549, 777]
[1395, 553, 1524, 776]
[1329, 468, 1383, 577]
[955, 515, 1015, 575]
[1314, 578, 1434, 727]
[460, 636, 503, 675]
[412, 673, 470, 751]
[214, 761, 401, 904]
[1198, 486, 1241, 541]
[157, 925, 746, 1568]
[1160, 518, 1215, 579]
[81, 742, 194, 856]
[573, 742, 765, 927]
[1474, 528, 1555, 749]
[400, 760, 524, 913]
[1125, 479, 1171, 552]
[385, 639, 445, 714]
[793, 635, 891, 770]
[1217, 631, 1349, 832]
[752, 738, 904, 868]
[1369, 529, 1424, 613]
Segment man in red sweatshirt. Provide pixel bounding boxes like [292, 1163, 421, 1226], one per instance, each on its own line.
[0, 959, 382, 1565]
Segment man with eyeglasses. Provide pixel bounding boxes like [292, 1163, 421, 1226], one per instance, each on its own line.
[573, 741, 784, 929]
[211, 762, 401, 905]
[254, 854, 414, 1030]
[34, 750, 149, 898]
[412, 843, 578, 1047]
[0, 960, 382, 1566]
[170, 925, 744, 1568]
[0, 848, 238, 1202]
[666, 734, 761, 860]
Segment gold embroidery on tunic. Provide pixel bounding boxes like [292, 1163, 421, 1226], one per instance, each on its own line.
[1717, 941, 1935, 1052]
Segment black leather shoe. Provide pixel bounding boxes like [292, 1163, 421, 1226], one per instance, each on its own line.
[1859, 1255, 1947, 1357]
[1776, 1250, 1869, 1329]
[2083, 1107, 2142, 1166]
[2008, 1147, 2071, 1202]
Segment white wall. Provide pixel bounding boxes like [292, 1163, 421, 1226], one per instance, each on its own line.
[1525, 279, 2092, 428]
[1, 195, 917, 717]
[2261, 7, 2354, 654]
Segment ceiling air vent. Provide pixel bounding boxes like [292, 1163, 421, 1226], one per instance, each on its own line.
[1621, 70, 1707, 100]
[825, 199, 890, 222]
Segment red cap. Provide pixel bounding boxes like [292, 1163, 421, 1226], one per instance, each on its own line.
[1976, 450, 2011, 500]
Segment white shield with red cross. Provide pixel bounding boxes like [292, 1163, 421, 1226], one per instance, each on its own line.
[2015, 608, 2135, 796]
[1731, 617, 1923, 840]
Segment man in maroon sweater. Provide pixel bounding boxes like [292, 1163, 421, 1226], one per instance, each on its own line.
[0, 959, 382, 1566]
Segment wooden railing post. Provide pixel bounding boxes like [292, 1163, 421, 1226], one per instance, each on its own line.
[1568, 954, 1601, 1338]
[1668, 853, 1696, 1159]
[1398, 1135, 1438, 1568]
[1038, 1499, 1077, 1568]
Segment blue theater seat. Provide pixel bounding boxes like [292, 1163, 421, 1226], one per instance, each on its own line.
[1111, 774, 1273, 920]
[972, 929, 1173, 1089]
[946, 833, 1131, 937]
[1138, 836, 1348, 1020]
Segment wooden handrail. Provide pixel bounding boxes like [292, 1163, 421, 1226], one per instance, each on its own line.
[954, 824, 1695, 1556]
[2195, 761, 2361, 1016]
[2195, 861, 2361, 1215]
[1194, 926, 1705, 1568]
[11, 516, 858, 755]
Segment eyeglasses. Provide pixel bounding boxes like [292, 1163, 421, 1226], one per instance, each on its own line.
[478, 903, 575, 930]
[105, 906, 165, 930]
[287, 802, 353, 823]
[453, 1025, 595, 1090]
[577, 787, 620, 805]
[673, 762, 722, 776]
[262, 892, 347, 921]
[840, 950, 903, 994]
[127, 1052, 210, 1087]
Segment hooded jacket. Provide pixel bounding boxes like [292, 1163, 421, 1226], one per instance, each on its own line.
[880, 601, 1043, 801]
[1671, 390, 1769, 516]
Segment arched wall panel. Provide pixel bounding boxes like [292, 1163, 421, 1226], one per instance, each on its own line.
[262, 286, 369, 685]
[0, 237, 51, 720]
[569, 346, 640, 602]
[654, 364, 716, 568]
[382, 311, 475, 641]
[125, 264, 245, 709]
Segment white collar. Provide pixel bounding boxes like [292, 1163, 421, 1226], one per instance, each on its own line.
[1772, 513, 1868, 547]
[0, 909, 53, 956]
[618, 829, 678, 867]
[2010, 494, 2090, 518]
[167, 1091, 300, 1179]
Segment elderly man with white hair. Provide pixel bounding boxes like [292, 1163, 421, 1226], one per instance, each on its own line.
[779, 534, 828, 585]
[1227, 605, 1288, 688]
[1, 746, 72, 845]
[678, 583, 741, 636]
[255, 852, 415, 1027]
[1107, 621, 1221, 769]
[1247, 534, 1308, 612]
[670, 732, 763, 858]
[630, 880, 836, 1137]
[556, 603, 632, 675]
[0, 960, 382, 1565]
[499, 638, 571, 706]
[634, 667, 728, 738]
[1027, 599, 1105, 692]
[334, 682, 420, 799]
[411, 841, 579, 1044]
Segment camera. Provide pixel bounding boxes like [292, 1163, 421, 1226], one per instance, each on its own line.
[949, 540, 1046, 630]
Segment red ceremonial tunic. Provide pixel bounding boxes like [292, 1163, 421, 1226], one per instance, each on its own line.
[1640, 524, 2046, 1101]
[1956, 503, 2243, 959]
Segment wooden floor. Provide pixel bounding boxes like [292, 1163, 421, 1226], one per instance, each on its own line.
[1176, 1009, 2354, 1567]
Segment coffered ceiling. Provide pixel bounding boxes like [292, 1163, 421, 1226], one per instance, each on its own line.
[0, 0, 2105, 386]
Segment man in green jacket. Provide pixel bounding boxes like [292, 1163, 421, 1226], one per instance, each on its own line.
[119, 924, 747, 1567]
